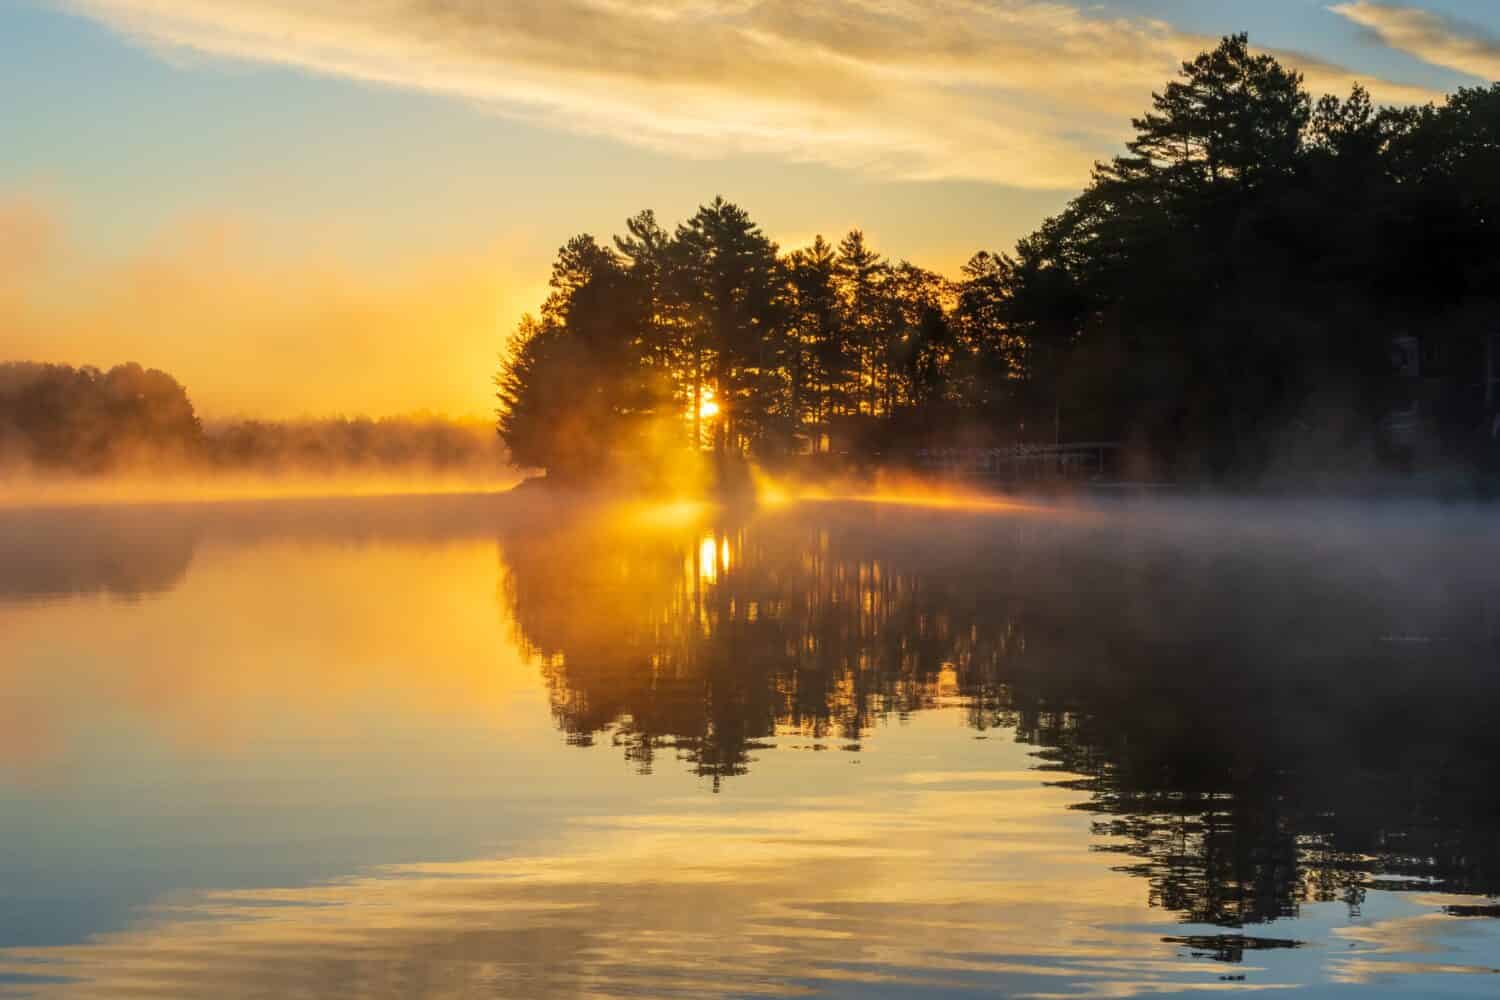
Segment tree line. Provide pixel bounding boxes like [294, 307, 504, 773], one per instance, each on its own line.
[497, 34, 1500, 485]
[0, 361, 506, 476]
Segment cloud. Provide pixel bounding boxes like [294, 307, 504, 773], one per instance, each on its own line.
[65, 0, 1439, 189]
[1332, 2, 1500, 81]
[1283, 48, 1438, 107]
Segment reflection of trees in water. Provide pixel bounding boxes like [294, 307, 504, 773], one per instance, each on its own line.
[499, 503, 1500, 927]
[1046, 669, 1500, 927]
[501, 511, 1010, 784]
[0, 493, 522, 603]
[0, 508, 196, 601]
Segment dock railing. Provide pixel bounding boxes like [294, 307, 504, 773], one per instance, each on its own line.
[912, 443, 1121, 481]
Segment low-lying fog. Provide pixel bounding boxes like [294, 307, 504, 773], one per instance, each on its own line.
[2, 488, 1495, 641]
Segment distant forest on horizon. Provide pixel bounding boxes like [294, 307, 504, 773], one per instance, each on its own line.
[0, 360, 506, 477]
[497, 34, 1500, 487]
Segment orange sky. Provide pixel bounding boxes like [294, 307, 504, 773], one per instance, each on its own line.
[1, 197, 541, 418]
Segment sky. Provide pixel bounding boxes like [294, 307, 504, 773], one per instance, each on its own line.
[2, 0, 1499, 419]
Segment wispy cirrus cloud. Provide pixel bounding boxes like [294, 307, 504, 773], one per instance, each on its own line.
[1332, 1, 1500, 81]
[66, 0, 1438, 188]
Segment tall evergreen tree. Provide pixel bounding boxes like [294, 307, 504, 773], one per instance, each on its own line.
[674, 197, 781, 454]
[835, 230, 888, 419]
[782, 236, 845, 452]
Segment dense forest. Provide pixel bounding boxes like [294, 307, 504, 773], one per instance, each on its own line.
[0, 361, 506, 477]
[497, 35, 1500, 486]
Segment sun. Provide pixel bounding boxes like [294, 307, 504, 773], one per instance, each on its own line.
[697, 389, 720, 420]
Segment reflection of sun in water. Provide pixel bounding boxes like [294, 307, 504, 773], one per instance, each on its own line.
[695, 534, 732, 585]
[699, 536, 719, 584]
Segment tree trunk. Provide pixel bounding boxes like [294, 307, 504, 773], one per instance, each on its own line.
[693, 346, 703, 451]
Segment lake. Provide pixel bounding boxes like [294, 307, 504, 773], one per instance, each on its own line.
[1, 491, 1498, 998]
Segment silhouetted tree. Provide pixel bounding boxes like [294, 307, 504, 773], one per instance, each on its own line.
[779, 236, 841, 452]
[0, 362, 201, 471]
[497, 235, 676, 481]
[673, 198, 783, 455]
[834, 230, 888, 421]
[494, 35, 1500, 484]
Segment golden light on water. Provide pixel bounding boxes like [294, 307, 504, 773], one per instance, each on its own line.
[629, 499, 712, 528]
[697, 388, 721, 422]
[623, 467, 1080, 542]
[0, 538, 536, 773]
[813, 490, 1054, 516]
[698, 535, 719, 584]
[0, 471, 523, 510]
[745, 467, 1076, 519]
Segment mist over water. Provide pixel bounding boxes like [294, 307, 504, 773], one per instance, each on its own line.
[1, 491, 1498, 997]
[0, 360, 519, 509]
[0, 470, 523, 511]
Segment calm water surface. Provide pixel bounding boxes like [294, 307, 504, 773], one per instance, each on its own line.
[1, 492, 1498, 998]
